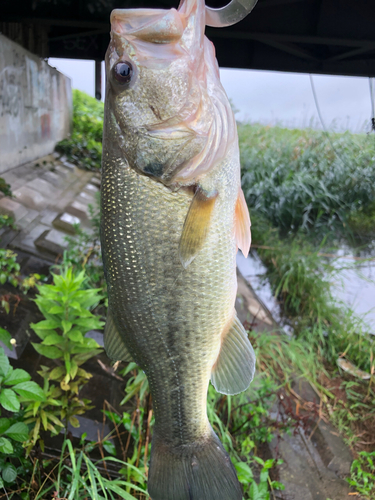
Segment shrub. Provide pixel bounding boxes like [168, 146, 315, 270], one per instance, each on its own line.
[56, 89, 104, 170]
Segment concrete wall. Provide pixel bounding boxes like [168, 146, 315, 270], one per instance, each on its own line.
[0, 33, 72, 173]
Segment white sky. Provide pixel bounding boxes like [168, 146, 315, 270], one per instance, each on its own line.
[49, 57, 374, 133]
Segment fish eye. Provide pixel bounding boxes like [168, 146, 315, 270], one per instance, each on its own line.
[113, 61, 133, 84]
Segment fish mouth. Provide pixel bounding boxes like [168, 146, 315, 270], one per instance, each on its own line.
[111, 8, 185, 44]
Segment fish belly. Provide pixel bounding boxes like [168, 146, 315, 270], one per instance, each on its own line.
[101, 155, 238, 446]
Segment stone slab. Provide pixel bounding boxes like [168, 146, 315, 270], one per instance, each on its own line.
[55, 165, 74, 178]
[269, 428, 351, 500]
[34, 229, 66, 256]
[90, 176, 101, 188]
[16, 208, 39, 230]
[0, 197, 28, 221]
[13, 186, 48, 211]
[12, 223, 50, 252]
[40, 209, 59, 226]
[292, 378, 353, 478]
[66, 200, 90, 220]
[86, 330, 104, 347]
[26, 178, 58, 197]
[61, 160, 76, 170]
[41, 170, 69, 189]
[53, 212, 81, 234]
[67, 416, 111, 442]
[45, 228, 69, 248]
[84, 183, 99, 194]
[77, 191, 96, 205]
[0, 228, 19, 248]
[236, 272, 276, 331]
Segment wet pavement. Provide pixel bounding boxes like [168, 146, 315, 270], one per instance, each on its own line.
[0, 153, 100, 261]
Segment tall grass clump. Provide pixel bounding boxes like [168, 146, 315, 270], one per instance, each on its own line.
[239, 124, 375, 237]
[56, 90, 104, 170]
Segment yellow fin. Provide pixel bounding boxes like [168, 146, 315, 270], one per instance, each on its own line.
[211, 314, 256, 395]
[104, 309, 133, 363]
[179, 187, 218, 269]
[235, 188, 251, 257]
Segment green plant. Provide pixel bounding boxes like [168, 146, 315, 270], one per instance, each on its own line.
[0, 178, 12, 198]
[0, 332, 45, 488]
[120, 363, 149, 407]
[0, 249, 20, 287]
[239, 123, 375, 237]
[106, 366, 153, 495]
[63, 194, 105, 292]
[248, 214, 374, 373]
[0, 214, 15, 230]
[30, 268, 104, 435]
[347, 450, 375, 497]
[56, 89, 104, 170]
[235, 457, 284, 500]
[0, 346, 45, 420]
[29, 438, 149, 500]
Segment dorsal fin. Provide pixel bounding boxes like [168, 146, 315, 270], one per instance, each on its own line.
[235, 188, 251, 257]
[179, 186, 218, 269]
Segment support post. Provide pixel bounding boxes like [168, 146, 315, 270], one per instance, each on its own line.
[95, 60, 102, 100]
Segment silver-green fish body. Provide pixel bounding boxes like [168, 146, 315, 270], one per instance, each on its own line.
[101, 1, 255, 499]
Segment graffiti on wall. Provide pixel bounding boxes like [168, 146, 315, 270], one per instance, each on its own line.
[0, 68, 22, 117]
[0, 33, 72, 171]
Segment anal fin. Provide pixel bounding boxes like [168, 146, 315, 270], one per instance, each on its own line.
[179, 186, 218, 269]
[235, 188, 251, 257]
[104, 309, 133, 363]
[211, 314, 256, 395]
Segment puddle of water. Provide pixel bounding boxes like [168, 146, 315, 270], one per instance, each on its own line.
[330, 246, 375, 334]
[237, 243, 375, 335]
[236, 251, 293, 334]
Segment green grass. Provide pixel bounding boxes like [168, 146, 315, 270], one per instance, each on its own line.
[239, 123, 375, 238]
[239, 123, 375, 373]
[238, 122, 375, 457]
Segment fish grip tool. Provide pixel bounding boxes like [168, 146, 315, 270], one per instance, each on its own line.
[179, 0, 258, 27]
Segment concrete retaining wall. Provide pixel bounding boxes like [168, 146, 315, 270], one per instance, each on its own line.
[0, 33, 72, 173]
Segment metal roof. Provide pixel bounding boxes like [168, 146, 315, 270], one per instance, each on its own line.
[2, 0, 375, 77]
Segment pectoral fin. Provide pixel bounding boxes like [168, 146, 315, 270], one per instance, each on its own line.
[211, 314, 256, 395]
[235, 188, 251, 257]
[179, 187, 218, 269]
[104, 310, 133, 363]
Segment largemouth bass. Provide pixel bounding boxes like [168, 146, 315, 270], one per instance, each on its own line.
[101, 1, 256, 498]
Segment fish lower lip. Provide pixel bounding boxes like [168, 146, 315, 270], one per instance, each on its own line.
[141, 127, 196, 140]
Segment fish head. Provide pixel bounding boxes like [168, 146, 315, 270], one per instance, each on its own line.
[105, 0, 236, 186]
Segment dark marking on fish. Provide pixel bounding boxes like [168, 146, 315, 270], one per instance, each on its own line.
[188, 482, 193, 500]
[150, 104, 162, 121]
[143, 162, 165, 177]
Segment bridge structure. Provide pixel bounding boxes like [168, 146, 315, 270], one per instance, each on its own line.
[2, 0, 375, 100]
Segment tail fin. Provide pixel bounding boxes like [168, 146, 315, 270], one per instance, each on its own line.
[148, 429, 242, 500]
